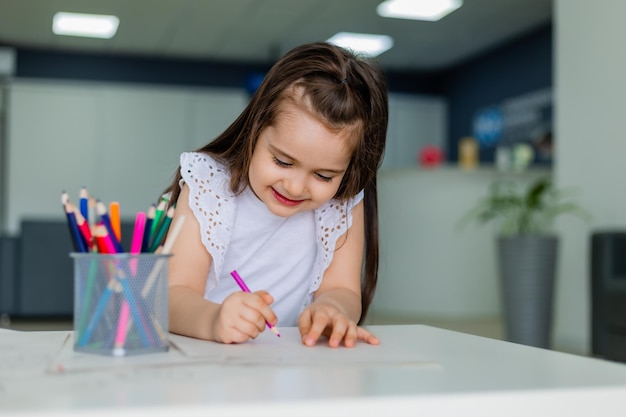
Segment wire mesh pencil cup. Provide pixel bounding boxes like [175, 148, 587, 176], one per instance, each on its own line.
[71, 253, 171, 356]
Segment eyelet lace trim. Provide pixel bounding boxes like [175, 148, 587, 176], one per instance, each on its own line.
[180, 152, 235, 289]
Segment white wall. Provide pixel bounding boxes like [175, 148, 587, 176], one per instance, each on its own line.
[382, 93, 446, 169]
[4, 80, 249, 234]
[372, 167, 550, 320]
[553, 0, 626, 354]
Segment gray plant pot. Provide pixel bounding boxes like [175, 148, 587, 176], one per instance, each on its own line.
[497, 235, 558, 348]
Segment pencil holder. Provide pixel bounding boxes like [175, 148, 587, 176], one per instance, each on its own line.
[71, 253, 171, 356]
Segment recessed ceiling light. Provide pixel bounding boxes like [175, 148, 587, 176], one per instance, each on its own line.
[377, 0, 463, 22]
[327, 32, 394, 57]
[52, 12, 120, 39]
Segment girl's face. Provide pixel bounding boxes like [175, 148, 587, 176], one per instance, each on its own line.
[248, 94, 354, 217]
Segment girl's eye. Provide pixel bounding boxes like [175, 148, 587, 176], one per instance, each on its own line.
[273, 157, 291, 167]
[273, 156, 333, 182]
[315, 173, 333, 183]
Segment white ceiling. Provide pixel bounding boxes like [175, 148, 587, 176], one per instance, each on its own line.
[0, 0, 553, 71]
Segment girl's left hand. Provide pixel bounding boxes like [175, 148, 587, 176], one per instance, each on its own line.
[297, 302, 380, 348]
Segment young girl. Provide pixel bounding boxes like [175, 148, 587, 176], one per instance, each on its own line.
[165, 41, 388, 348]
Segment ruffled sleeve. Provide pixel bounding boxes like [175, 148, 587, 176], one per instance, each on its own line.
[179, 152, 236, 290]
[308, 190, 365, 297]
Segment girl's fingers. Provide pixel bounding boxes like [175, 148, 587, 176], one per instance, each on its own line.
[341, 323, 359, 348]
[256, 290, 274, 305]
[218, 291, 277, 341]
[238, 307, 268, 332]
[327, 319, 349, 348]
[298, 310, 330, 346]
[302, 315, 328, 346]
[297, 309, 313, 339]
[356, 326, 380, 345]
[250, 291, 278, 326]
[298, 305, 381, 347]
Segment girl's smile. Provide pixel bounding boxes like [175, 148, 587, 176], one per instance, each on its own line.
[271, 187, 305, 207]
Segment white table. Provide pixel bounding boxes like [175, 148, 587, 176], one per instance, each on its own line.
[2, 325, 626, 416]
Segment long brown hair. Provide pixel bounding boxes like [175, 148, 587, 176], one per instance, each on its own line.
[165, 42, 388, 322]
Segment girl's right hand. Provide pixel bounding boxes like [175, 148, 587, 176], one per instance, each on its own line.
[211, 290, 277, 343]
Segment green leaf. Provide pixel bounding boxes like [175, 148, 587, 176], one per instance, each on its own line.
[458, 176, 591, 236]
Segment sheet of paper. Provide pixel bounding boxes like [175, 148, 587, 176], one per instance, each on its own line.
[169, 327, 438, 367]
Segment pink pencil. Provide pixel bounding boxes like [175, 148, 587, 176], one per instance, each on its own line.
[230, 270, 280, 337]
[101, 227, 119, 254]
[114, 211, 146, 355]
[129, 211, 146, 274]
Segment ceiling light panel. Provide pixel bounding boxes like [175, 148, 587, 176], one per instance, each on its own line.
[377, 0, 463, 22]
[327, 32, 394, 57]
[52, 12, 120, 39]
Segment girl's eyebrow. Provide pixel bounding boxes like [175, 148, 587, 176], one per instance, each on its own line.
[268, 143, 346, 174]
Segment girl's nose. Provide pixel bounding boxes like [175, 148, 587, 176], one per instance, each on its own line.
[283, 172, 307, 198]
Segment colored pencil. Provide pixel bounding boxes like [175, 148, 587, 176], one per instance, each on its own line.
[61, 193, 87, 247]
[230, 269, 280, 337]
[74, 208, 94, 251]
[96, 200, 124, 253]
[79, 186, 89, 221]
[123, 215, 188, 345]
[61, 190, 70, 205]
[113, 211, 146, 355]
[76, 257, 99, 337]
[88, 197, 97, 235]
[101, 225, 119, 254]
[62, 195, 88, 253]
[116, 266, 155, 348]
[91, 224, 154, 349]
[94, 224, 116, 254]
[149, 206, 174, 252]
[150, 198, 167, 238]
[77, 278, 117, 347]
[109, 201, 122, 242]
[141, 214, 186, 298]
[130, 211, 147, 271]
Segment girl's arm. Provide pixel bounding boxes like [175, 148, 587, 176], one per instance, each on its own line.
[297, 201, 380, 347]
[168, 185, 278, 343]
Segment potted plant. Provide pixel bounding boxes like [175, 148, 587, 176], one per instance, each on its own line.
[459, 177, 590, 348]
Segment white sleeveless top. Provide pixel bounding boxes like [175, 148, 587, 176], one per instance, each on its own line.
[180, 152, 364, 326]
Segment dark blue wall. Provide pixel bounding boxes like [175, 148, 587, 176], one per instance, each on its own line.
[15, 48, 270, 90]
[13, 46, 446, 94]
[442, 24, 553, 162]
